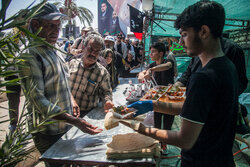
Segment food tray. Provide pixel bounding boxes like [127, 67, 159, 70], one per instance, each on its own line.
[141, 85, 170, 101]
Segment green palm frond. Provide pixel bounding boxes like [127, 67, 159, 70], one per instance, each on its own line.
[0, 0, 72, 166]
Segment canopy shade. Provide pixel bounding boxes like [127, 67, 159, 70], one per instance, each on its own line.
[149, 0, 250, 37]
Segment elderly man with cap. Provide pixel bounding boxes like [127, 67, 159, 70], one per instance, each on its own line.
[19, 3, 102, 165]
[70, 26, 93, 56]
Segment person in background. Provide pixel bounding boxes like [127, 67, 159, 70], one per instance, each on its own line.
[4, 28, 23, 133]
[103, 35, 124, 80]
[70, 26, 93, 56]
[138, 42, 175, 132]
[132, 39, 140, 60]
[20, 3, 102, 167]
[125, 2, 239, 166]
[70, 33, 114, 117]
[103, 48, 118, 88]
[121, 50, 140, 78]
[135, 47, 144, 66]
[166, 47, 178, 79]
[236, 103, 250, 134]
[124, 37, 134, 58]
[114, 34, 127, 59]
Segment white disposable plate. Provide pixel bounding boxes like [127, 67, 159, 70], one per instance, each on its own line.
[110, 108, 136, 119]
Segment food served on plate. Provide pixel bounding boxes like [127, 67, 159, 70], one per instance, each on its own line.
[141, 86, 169, 100]
[165, 86, 186, 101]
[111, 105, 137, 119]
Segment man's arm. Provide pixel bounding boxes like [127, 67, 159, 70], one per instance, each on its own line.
[70, 38, 83, 56]
[20, 54, 102, 135]
[53, 112, 102, 134]
[153, 100, 183, 115]
[120, 117, 203, 150]
[100, 71, 113, 110]
[150, 61, 172, 72]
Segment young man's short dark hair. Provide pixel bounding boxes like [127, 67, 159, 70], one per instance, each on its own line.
[174, 1, 225, 38]
[150, 42, 166, 55]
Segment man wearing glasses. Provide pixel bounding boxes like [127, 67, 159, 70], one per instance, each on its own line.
[114, 34, 127, 59]
[70, 33, 114, 117]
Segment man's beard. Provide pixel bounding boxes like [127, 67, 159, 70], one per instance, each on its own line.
[87, 54, 97, 61]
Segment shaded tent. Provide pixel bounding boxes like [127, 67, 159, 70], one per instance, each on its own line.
[143, 0, 250, 92]
[146, 0, 250, 37]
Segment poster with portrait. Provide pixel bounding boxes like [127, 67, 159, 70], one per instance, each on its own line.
[98, 0, 141, 36]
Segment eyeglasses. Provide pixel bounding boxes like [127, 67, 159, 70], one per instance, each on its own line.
[87, 45, 101, 55]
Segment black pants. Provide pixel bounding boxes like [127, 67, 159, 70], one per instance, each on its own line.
[154, 112, 175, 130]
[5, 75, 21, 125]
[32, 132, 65, 167]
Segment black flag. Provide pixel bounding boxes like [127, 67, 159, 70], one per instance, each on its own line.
[129, 4, 143, 33]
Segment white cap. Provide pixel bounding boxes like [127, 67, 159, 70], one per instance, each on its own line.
[104, 36, 115, 42]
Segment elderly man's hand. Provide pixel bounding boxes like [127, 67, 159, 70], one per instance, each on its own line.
[72, 99, 80, 118]
[104, 100, 114, 110]
[76, 118, 103, 135]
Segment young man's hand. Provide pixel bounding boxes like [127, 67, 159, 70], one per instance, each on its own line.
[127, 100, 153, 117]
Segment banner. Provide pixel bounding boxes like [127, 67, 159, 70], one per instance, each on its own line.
[98, 0, 141, 36]
[129, 4, 143, 33]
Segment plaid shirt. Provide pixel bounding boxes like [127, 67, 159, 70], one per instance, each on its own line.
[70, 60, 112, 111]
[20, 45, 73, 135]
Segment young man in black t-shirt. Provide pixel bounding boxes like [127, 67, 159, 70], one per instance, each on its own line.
[126, 2, 239, 167]
[138, 42, 175, 130]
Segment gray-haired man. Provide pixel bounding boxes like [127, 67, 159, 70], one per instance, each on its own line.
[70, 33, 114, 117]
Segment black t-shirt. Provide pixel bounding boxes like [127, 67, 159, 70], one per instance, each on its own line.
[149, 59, 174, 86]
[117, 43, 123, 56]
[180, 56, 238, 167]
[125, 57, 137, 69]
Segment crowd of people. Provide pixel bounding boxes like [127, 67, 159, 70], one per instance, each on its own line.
[4, 1, 250, 167]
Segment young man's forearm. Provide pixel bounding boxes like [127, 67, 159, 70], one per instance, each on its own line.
[150, 62, 172, 72]
[153, 100, 183, 115]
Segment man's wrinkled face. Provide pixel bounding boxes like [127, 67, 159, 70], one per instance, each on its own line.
[179, 27, 203, 57]
[83, 39, 102, 66]
[105, 40, 114, 49]
[101, 3, 107, 13]
[33, 19, 61, 44]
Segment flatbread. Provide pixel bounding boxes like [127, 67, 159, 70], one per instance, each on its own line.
[104, 112, 119, 130]
[106, 142, 161, 159]
[107, 132, 158, 151]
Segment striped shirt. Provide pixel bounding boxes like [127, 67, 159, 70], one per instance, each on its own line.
[70, 60, 112, 111]
[19, 45, 73, 135]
